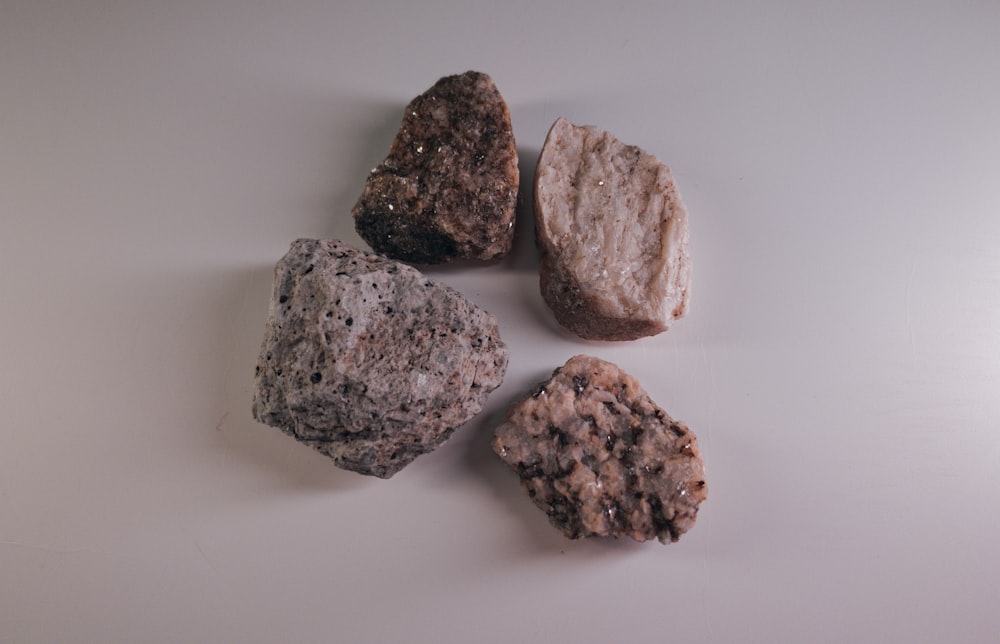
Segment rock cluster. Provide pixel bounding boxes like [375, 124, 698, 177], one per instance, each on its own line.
[252, 239, 508, 478]
[253, 74, 706, 543]
[492, 355, 707, 543]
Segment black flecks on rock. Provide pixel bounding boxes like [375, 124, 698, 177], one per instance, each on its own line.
[491, 354, 707, 544]
[252, 239, 509, 479]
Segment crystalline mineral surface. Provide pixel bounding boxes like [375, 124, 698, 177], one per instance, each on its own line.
[353, 71, 519, 264]
[492, 355, 706, 543]
[253, 239, 508, 478]
[534, 117, 691, 340]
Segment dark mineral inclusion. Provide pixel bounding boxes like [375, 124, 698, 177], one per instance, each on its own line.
[493, 355, 707, 543]
[253, 239, 508, 478]
[352, 70, 519, 264]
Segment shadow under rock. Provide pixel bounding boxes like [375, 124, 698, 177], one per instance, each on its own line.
[500, 145, 541, 273]
[515, 270, 612, 346]
[210, 262, 372, 493]
[219, 408, 375, 493]
[328, 99, 406, 245]
[504, 145, 606, 343]
[462, 373, 647, 558]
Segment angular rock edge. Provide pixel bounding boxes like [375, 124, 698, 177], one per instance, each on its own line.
[492, 355, 706, 543]
[253, 239, 509, 478]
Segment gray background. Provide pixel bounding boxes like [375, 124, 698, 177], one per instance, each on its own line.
[3, 1, 999, 642]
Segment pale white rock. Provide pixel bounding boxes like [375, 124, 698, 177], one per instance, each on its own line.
[534, 117, 691, 340]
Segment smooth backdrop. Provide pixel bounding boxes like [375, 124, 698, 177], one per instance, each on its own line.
[2, 2, 999, 642]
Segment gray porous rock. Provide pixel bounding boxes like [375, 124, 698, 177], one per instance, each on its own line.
[253, 239, 508, 478]
[534, 117, 691, 340]
[353, 70, 519, 264]
[492, 355, 706, 543]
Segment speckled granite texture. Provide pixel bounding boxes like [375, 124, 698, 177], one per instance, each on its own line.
[353, 71, 519, 264]
[493, 355, 706, 543]
[253, 239, 508, 478]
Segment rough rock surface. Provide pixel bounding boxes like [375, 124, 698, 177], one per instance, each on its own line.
[492, 355, 706, 543]
[353, 71, 519, 264]
[534, 117, 691, 340]
[253, 239, 508, 478]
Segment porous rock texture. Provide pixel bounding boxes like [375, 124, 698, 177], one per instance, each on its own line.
[353, 71, 518, 264]
[253, 239, 508, 478]
[492, 355, 706, 543]
[535, 117, 691, 340]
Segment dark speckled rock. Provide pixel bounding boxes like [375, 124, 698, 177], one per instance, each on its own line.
[352, 71, 518, 264]
[253, 239, 509, 478]
[493, 355, 707, 543]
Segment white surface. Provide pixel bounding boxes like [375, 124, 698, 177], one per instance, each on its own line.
[3, 2, 999, 642]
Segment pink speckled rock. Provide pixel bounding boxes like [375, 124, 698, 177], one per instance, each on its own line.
[493, 355, 706, 543]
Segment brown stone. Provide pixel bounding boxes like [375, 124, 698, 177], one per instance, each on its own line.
[353, 71, 518, 264]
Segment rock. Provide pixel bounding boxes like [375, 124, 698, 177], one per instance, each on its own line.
[492, 355, 706, 543]
[253, 239, 509, 478]
[534, 117, 691, 340]
[353, 71, 519, 264]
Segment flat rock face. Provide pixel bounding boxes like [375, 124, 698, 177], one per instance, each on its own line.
[353, 71, 518, 264]
[253, 239, 509, 478]
[492, 355, 706, 543]
[534, 117, 691, 340]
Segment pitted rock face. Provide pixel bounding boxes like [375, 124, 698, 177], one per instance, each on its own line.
[534, 117, 691, 340]
[492, 355, 706, 543]
[353, 71, 519, 264]
[253, 239, 509, 478]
